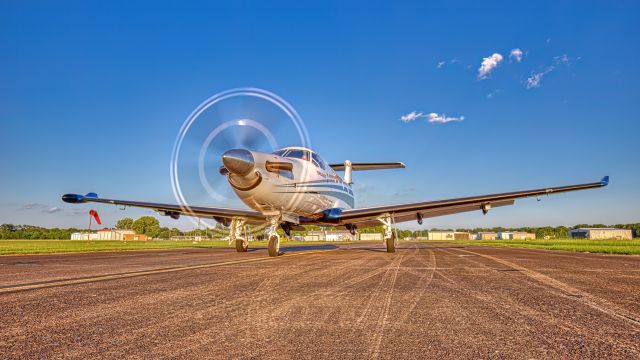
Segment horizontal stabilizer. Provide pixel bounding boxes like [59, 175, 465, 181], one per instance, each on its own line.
[329, 162, 405, 171]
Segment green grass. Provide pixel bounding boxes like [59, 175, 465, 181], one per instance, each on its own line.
[0, 239, 353, 255]
[430, 238, 640, 255]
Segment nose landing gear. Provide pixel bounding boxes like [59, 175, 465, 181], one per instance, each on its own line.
[266, 215, 282, 257]
[229, 218, 248, 252]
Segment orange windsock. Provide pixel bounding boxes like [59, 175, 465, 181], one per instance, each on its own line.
[89, 209, 101, 225]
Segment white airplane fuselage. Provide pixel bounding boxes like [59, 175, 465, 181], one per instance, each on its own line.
[222, 147, 353, 221]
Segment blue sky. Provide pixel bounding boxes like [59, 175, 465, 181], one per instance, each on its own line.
[1, 1, 638, 230]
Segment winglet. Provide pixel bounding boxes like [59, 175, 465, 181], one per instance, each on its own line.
[600, 176, 609, 186]
[61, 192, 99, 204]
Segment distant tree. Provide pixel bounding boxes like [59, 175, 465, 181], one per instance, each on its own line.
[156, 227, 172, 239]
[116, 217, 134, 230]
[132, 216, 160, 238]
[1, 224, 16, 232]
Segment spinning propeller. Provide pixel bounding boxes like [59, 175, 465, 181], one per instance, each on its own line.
[170, 88, 310, 230]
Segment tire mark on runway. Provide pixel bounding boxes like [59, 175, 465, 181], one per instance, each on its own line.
[0, 249, 338, 295]
[368, 250, 403, 359]
[163, 250, 387, 358]
[355, 255, 404, 325]
[453, 247, 640, 327]
[396, 245, 437, 323]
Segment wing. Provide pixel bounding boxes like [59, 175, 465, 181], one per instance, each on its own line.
[61, 193, 266, 224]
[316, 176, 609, 228]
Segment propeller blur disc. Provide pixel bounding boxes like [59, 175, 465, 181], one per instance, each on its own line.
[170, 88, 310, 229]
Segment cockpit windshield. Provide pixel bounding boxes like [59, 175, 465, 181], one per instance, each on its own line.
[285, 150, 310, 161]
[272, 148, 330, 171]
[272, 149, 311, 161]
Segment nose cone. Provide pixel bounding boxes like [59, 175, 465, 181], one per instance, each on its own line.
[222, 149, 255, 176]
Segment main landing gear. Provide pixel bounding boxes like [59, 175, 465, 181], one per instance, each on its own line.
[378, 214, 396, 253]
[228, 215, 283, 257]
[229, 218, 248, 252]
[265, 216, 282, 257]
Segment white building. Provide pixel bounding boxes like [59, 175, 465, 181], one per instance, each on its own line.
[498, 232, 536, 240]
[427, 231, 471, 240]
[358, 233, 383, 241]
[568, 228, 632, 240]
[304, 230, 355, 241]
[71, 229, 136, 240]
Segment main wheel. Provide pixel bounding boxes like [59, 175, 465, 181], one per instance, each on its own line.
[386, 234, 396, 253]
[268, 234, 280, 257]
[235, 239, 248, 252]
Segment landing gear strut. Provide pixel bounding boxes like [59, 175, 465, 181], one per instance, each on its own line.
[266, 215, 282, 257]
[229, 218, 248, 252]
[378, 214, 396, 253]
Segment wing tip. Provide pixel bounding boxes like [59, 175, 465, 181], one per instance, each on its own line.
[61, 192, 98, 203]
[600, 176, 609, 186]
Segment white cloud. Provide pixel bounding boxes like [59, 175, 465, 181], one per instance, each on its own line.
[47, 207, 62, 214]
[437, 58, 460, 69]
[487, 89, 500, 99]
[509, 48, 523, 62]
[427, 113, 465, 123]
[400, 111, 425, 123]
[478, 53, 503, 79]
[526, 66, 555, 89]
[554, 54, 570, 64]
[400, 111, 464, 124]
[525, 54, 574, 89]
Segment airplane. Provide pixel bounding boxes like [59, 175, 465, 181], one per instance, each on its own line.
[62, 146, 609, 257]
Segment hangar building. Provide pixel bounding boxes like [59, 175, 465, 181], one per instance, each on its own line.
[568, 228, 632, 240]
[426, 231, 471, 240]
[498, 232, 536, 240]
[476, 232, 497, 240]
[71, 229, 148, 241]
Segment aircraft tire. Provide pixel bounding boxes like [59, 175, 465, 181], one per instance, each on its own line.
[386, 234, 396, 253]
[235, 239, 248, 252]
[268, 234, 280, 257]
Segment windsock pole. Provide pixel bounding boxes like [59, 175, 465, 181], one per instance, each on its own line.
[87, 214, 92, 241]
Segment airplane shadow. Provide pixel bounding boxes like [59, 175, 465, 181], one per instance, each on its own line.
[280, 245, 339, 252]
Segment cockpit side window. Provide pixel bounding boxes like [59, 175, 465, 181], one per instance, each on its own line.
[311, 153, 329, 171]
[272, 149, 288, 157]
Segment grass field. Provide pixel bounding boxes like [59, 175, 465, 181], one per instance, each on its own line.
[2, 238, 639, 256]
[0, 239, 353, 255]
[437, 238, 640, 255]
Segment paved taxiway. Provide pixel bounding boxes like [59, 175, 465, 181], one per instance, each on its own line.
[1, 242, 639, 359]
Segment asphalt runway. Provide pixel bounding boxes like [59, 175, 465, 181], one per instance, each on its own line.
[1, 242, 639, 359]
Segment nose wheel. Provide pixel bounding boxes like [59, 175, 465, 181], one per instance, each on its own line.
[266, 215, 282, 257]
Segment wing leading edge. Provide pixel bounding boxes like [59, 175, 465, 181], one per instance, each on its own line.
[315, 176, 609, 228]
[61, 193, 266, 224]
